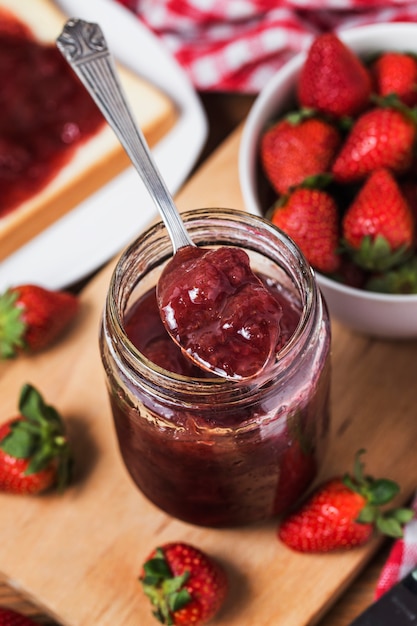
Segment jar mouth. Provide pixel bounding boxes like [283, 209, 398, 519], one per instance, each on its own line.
[106, 207, 319, 393]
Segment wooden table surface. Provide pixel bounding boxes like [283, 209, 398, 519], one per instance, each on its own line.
[0, 92, 406, 625]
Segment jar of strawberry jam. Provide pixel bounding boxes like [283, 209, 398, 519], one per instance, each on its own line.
[100, 208, 331, 527]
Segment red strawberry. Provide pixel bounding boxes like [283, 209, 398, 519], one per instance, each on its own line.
[260, 114, 341, 195]
[0, 607, 37, 626]
[332, 106, 416, 183]
[0, 284, 79, 358]
[342, 168, 415, 271]
[278, 450, 414, 553]
[0, 384, 72, 494]
[140, 542, 228, 626]
[298, 33, 371, 118]
[371, 51, 417, 107]
[270, 187, 341, 274]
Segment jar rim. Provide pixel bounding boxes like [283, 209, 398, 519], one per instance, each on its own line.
[106, 207, 320, 394]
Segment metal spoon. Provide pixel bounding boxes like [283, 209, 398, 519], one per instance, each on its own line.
[56, 18, 193, 253]
[56, 19, 280, 381]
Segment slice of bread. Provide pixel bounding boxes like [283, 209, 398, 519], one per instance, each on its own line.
[0, 0, 178, 261]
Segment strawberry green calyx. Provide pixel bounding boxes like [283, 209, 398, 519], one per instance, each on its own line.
[371, 93, 417, 125]
[345, 234, 412, 272]
[141, 548, 191, 625]
[0, 289, 26, 359]
[285, 107, 354, 132]
[299, 172, 334, 190]
[284, 107, 318, 125]
[366, 257, 417, 294]
[0, 384, 72, 491]
[371, 267, 417, 293]
[343, 449, 414, 539]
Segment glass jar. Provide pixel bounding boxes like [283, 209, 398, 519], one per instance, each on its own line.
[100, 208, 331, 527]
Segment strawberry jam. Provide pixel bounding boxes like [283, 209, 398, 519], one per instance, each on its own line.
[126, 279, 299, 379]
[157, 245, 283, 379]
[0, 9, 105, 218]
[100, 209, 332, 527]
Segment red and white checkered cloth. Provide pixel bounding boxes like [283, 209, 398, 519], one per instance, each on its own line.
[115, 0, 417, 93]
[375, 493, 417, 599]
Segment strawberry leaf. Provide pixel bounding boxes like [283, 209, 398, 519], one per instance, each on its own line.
[367, 478, 400, 506]
[168, 587, 192, 612]
[371, 93, 417, 124]
[376, 515, 406, 538]
[163, 573, 190, 596]
[2, 384, 73, 487]
[152, 609, 169, 625]
[141, 548, 193, 626]
[0, 426, 34, 458]
[347, 235, 411, 272]
[56, 450, 73, 492]
[343, 450, 413, 540]
[143, 553, 173, 581]
[357, 503, 377, 524]
[285, 107, 316, 125]
[0, 289, 26, 359]
[365, 257, 417, 294]
[299, 173, 334, 190]
[353, 448, 366, 482]
[391, 508, 415, 524]
[26, 449, 54, 474]
[19, 384, 63, 432]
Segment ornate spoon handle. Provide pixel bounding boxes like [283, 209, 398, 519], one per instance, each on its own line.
[56, 18, 193, 252]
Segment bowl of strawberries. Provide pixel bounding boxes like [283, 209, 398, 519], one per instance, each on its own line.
[239, 22, 417, 338]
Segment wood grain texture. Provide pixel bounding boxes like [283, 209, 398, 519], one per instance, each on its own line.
[1, 126, 417, 626]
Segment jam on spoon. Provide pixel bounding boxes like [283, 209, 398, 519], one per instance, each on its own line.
[57, 19, 282, 380]
[157, 245, 283, 379]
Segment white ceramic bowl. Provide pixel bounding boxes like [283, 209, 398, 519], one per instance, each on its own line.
[239, 22, 417, 339]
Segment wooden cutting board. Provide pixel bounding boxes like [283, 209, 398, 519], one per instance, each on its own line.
[1, 126, 417, 626]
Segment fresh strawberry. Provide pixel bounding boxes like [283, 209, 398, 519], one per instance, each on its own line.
[270, 186, 341, 274]
[260, 113, 341, 195]
[0, 284, 79, 358]
[0, 607, 38, 626]
[0, 384, 72, 494]
[371, 51, 417, 107]
[332, 106, 416, 183]
[298, 33, 371, 118]
[140, 542, 228, 626]
[342, 168, 415, 271]
[278, 450, 414, 553]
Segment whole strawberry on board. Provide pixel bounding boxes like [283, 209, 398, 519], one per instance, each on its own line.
[298, 32, 372, 118]
[342, 168, 415, 272]
[278, 450, 414, 553]
[0, 383, 72, 494]
[140, 542, 228, 626]
[270, 185, 341, 274]
[0, 607, 38, 626]
[260, 113, 341, 195]
[0, 284, 79, 359]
